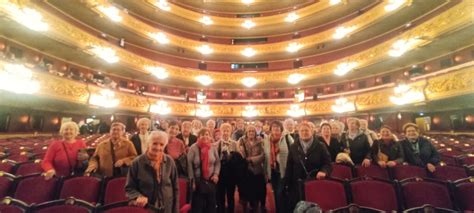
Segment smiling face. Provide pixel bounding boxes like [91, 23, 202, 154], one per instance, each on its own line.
[221, 125, 231, 140]
[405, 126, 419, 140]
[168, 125, 179, 137]
[299, 124, 313, 141]
[321, 125, 331, 137]
[148, 134, 166, 157]
[62, 125, 77, 141]
[110, 125, 124, 140]
[246, 126, 257, 139]
[138, 121, 149, 133]
[380, 128, 392, 141]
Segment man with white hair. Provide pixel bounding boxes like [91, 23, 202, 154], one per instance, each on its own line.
[130, 118, 151, 155]
[126, 131, 179, 213]
[359, 119, 377, 146]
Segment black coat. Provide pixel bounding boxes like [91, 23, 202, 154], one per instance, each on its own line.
[400, 137, 440, 167]
[176, 133, 197, 147]
[317, 136, 343, 162]
[340, 132, 371, 165]
[130, 134, 144, 155]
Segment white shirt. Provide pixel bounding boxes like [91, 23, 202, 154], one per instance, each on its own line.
[139, 132, 149, 154]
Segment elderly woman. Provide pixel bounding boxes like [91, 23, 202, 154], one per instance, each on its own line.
[317, 123, 343, 162]
[339, 118, 371, 166]
[216, 123, 239, 213]
[85, 122, 137, 177]
[283, 118, 298, 140]
[238, 125, 266, 213]
[188, 128, 221, 213]
[284, 122, 332, 210]
[177, 121, 198, 147]
[400, 123, 439, 173]
[191, 119, 203, 136]
[126, 131, 179, 213]
[42, 121, 87, 179]
[263, 121, 294, 213]
[329, 120, 344, 142]
[130, 117, 151, 155]
[371, 125, 404, 168]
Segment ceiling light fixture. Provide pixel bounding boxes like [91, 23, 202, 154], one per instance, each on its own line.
[334, 62, 358, 76]
[5, 4, 48, 31]
[388, 38, 419, 57]
[199, 16, 213, 25]
[156, 0, 171, 11]
[284, 12, 299, 22]
[241, 0, 255, 5]
[97, 6, 122, 22]
[0, 63, 40, 94]
[90, 46, 119, 63]
[389, 83, 425, 105]
[287, 104, 305, 117]
[146, 66, 168, 79]
[196, 75, 213, 86]
[333, 26, 357, 39]
[242, 105, 258, 117]
[385, 0, 406, 11]
[241, 47, 256, 57]
[241, 77, 258, 87]
[150, 100, 171, 115]
[286, 42, 303, 53]
[148, 32, 170, 44]
[330, 0, 342, 5]
[242, 20, 256, 29]
[288, 73, 305, 84]
[89, 89, 119, 108]
[331, 97, 355, 113]
[196, 105, 213, 117]
[196, 44, 214, 55]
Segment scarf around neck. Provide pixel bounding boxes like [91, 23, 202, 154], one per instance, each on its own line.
[197, 138, 212, 179]
[146, 151, 164, 182]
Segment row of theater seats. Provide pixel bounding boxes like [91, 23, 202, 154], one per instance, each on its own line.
[425, 135, 474, 167]
[302, 176, 474, 212]
[0, 173, 191, 213]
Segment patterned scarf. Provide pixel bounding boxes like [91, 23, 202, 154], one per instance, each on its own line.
[146, 150, 164, 182]
[270, 134, 281, 169]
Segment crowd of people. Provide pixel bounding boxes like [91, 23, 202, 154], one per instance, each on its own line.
[40, 117, 440, 213]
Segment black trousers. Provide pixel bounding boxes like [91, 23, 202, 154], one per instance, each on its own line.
[217, 177, 236, 213]
[192, 190, 217, 213]
[270, 169, 288, 213]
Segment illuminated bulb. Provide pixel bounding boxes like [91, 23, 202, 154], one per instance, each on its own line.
[4, 4, 48, 31]
[333, 26, 357, 39]
[0, 63, 40, 94]
[334, 62, 358, 76]
[196, 44, 214, 55]
[286, 42, 303, 53]
[285, 12, 299, 22]
[199, 16, 213, 25]
[241, 77, 258, 87]
[330, 0, 342, 5]
[241, 47, 256, 57]
[146, 66, 168, 79]
[243, 105, 258, 117]
[331, 97, 356, 113]
[97, 6, 122, 22]
[385, 0, 406, 11]
[288, 73, 305, 84]
[242, 20, 256, 29]
[287, 104, 305, 117]
[388, 38, 419, 57]
[196, 75, 213, 86]
[149, 32, 170, 44]
[150, 101, 171, 115]
[156, 0, 171, 11]
[242, 0, 255, 5]
[196, 105, 213, 117]
[389, 84, 425, 105]
[90, 46, 119, 63]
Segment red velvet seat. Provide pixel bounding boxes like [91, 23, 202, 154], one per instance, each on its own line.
[355, 165, 390, 180]
[454, 178, 474, 212]
[349, 178, 399, 212]
[403, 204, 457, 213]
[329, 203, 384, 213]
[304, 179, 347, 211]
[32, 197, 95, 213]
[178, 178, 191, 213]
[400, 178, 453, 209]
[14, 161, 43, 176]
[14, 174, 59, 205]
[432, 165, 468, 181]
[99, 201, 159, 213]
[330, 164, 353, 180]
[460, 156, 474, 166]
[391, 165, 428, 180]
[0, 173, 15, 199]
[103, 177, 127, 205]
[0, 161, 15, 174]
[59, 176, 102, 204]
[0, 197, 30, 213]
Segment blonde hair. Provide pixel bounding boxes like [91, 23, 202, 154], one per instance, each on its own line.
[136, 117, 151, 127]
[220, 123, 232, 131]
[59, 121, 79, 137]
[298, 122, 314, 130]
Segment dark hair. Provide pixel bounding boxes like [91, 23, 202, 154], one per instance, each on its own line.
[270, 120, 283, 131]
[380, 125, 392, 132]
[198, 128, 211, 137]
[402, 123, 419, 133]
[169, 120, 180, 128]
[320, 122, 332, 130]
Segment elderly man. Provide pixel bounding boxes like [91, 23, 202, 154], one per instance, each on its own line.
[284, 122, 331, 211]
[126, 131, 179, 213]
[86, 122, 137, 177]
[359, 119, 378, 146]
[231, 119, 245, 141]
[400, 123, 439, 173]
[177, 121, 197, 147]
[130, 118, 151, 155]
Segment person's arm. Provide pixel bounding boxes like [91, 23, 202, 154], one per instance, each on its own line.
[364, 136, 372, 161]
[125, 161, 144, 201]
[428, 141, 441, 165]
[370, 141, 380, 162]
[187, 147, 195, 181]
[247, 142, 265, 164]
[394, 143, 405, 164]
[41, 142, 57, 173]
[319, 144, 332, 175]
[170, 159, 179, 213]
[85, 145, 100, 174]
[120, 142, 138, 166]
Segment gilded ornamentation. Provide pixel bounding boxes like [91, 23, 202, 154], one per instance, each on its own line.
[35, 73, 89, 103]
[425, 67, 474, 100]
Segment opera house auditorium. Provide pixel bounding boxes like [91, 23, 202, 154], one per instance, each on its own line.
[0, 0, 474, 212]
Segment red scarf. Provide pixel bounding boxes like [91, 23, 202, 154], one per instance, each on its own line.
[197, 138, 211, 179]
[270, 134, 281, 169]
[146, 151, 164, 182]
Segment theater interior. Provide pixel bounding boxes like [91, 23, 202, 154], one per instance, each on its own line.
[0, 0, 473, 212]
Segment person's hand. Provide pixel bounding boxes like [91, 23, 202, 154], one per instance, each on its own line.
[427, 163, 436, 173]
[43, 169, 55, 180]
[362, 159, 371, 167]
[114, 159, 124, 167]
[134, 195, 148, 208]
[77, 151, 89, 161]
[377, 161, 386, 168]
[192, 182, 196, 191]
[316, 172, 326, 180]
[211, 175, 219, 184]
[84, 165, 97, 175]
[387, 161, 397, 168]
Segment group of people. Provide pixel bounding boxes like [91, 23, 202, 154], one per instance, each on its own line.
[40, 117, 440, 213]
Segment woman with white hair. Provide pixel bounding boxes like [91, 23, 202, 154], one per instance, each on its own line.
[130, 117, 151, 155]
[42, 121, 88, 179]
[126, 131, 179, 213]
[191, 119, 203, 136]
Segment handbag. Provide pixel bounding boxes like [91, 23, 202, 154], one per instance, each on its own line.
[194, 146, 216, 194]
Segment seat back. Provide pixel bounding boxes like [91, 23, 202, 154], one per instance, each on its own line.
[432, 166, 467, 181]
[32, 197, 96, 213]
[178, 178, 189, 208]
[460, 156, 474, 166]
[14, 175, 59, 205]
[403, 204, 457, 213]
[304, 179, 347, 211]
[0, 161, 15, 174]
[454, 178, 474, 211]
[330, 164, 353, 180]
[103, 177, 127, 205]
[349, 179, 399, 212]
[59, 176, 102, 204]
[355, 165, 389, 180]
[391, 165, 428, 180]
[401, 179, 453, 209]
[0, 173, 15, 198]
[100, 201, 157, 213]
[14, 161, 43, 176]
[329, 204, 384, 213]
[0, 197, 30, 213]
